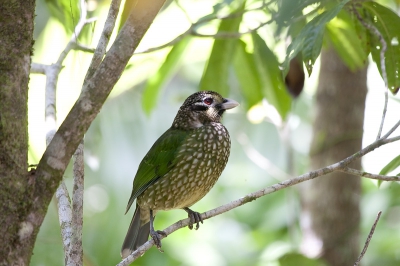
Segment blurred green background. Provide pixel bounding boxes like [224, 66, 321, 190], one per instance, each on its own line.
[29, 0, 400, 265]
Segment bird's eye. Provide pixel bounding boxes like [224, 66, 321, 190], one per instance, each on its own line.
[203, 98, 213, 105]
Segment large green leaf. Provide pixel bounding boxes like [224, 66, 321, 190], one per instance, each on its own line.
[142, 37, 190, 114]
[283, 0, 350, 76]
[326, 9, 369, 71]
[199, 1, 246, 96]
[44, 0, 80, 33]
[233, 41, 263, 109]
[363, 1, 400, 93]
[379, 155, 400, 175]
[252, 33, 291, 120]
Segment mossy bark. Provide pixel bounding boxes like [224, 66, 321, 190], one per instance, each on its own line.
[0, 0, 36, 265]
[301, 48, 367, 265]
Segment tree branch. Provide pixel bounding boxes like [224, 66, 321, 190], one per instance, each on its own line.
[32, 0, 167, 255]
[339, 167, 399, 181]
[68, 140, 85, 266]
[352, 5, 388, 140]
[55, 182, 73, 258]
[354, 211, 382, 266]
[118, 123, 400, 264]
[35, 0, 93, 263]
[134, 1, 319, 54]
[84, 0, 122, 81]
[134, 2, 273, 54]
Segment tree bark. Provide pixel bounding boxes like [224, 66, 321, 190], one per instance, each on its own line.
[301, 48, 367, 265]
[0, 1, 35, 265]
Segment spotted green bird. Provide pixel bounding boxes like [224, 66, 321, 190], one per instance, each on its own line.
[121, 91, 239, 258]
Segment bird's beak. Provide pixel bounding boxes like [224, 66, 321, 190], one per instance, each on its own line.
[221, 98, 239, 110]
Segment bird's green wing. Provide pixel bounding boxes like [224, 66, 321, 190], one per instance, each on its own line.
[125, 128, 188, 212]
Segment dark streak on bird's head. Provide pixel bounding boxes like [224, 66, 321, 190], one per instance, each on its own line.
[172, 91, 239, 130]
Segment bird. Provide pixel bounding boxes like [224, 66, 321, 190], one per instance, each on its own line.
[121, 91, 239, 258]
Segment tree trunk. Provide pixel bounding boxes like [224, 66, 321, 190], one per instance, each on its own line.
[301, 48, 367, 265]
[0, 1, 35, 265]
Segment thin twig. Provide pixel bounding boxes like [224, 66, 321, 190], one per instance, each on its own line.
[352, 5, 388, 140]
[380, 119, 400, 140]
[118, 120, 400, 265]
[174, 0, 193, 23]
[30, 63, 47, 74]
[237, 133, 292, 180]
[354, 211, 382, 266]
[191, 20, 273, 39]
[55, 10, 95, 67]
[134, 0, 320, 54]
[339, 167, 400, 181]
[135, 19, 272, 54]
[84, 0, 123, 81]
[73, 43, 96, 53]
[134, 2, 272, 54]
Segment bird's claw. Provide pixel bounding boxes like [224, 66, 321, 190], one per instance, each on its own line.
[184, 208, 203, 230]
[150, 230, 166, 252]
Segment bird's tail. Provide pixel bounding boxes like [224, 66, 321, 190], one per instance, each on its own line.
[121, 205, 150, 259]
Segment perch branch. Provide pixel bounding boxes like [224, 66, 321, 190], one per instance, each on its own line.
[354, 211, 382, 266]
[118, 122, 400, 265]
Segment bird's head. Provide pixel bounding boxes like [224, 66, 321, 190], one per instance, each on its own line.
[172, 91, 239, 130]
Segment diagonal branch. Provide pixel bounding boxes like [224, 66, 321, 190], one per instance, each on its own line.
[84, 0, 122, 81]
[32, 0, 167, 248]
[354, 211, 382, 266]
[118, 126, 400, 264]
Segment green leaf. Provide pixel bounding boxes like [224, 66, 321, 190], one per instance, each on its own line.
[142, 37, 190, 114]
[275, 0, 321, 35]
[45, 0, 80, 33]
[233, 41, 263, 109]
[252, 33, 291, 119]
[379, 155, 400, 175]
[326, 9, 369, 71]
[279, 253, 327, 266]
[363, 1, 400, 93]
[199, 1, 246, 96]
[283, 0, 350, 76]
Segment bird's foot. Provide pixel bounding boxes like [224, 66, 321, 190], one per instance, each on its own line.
[184, 207, 203, 230]
[150, 229, 167, 252]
